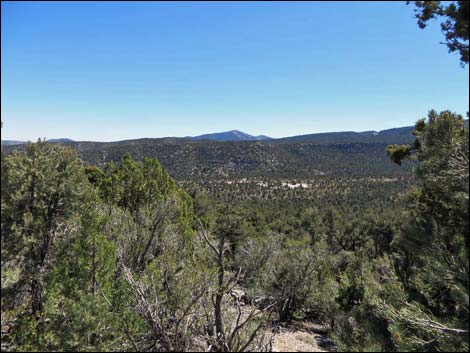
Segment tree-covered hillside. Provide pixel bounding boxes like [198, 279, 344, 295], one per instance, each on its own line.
[4, 140, 415, 180]
[2, 124, 416, 179]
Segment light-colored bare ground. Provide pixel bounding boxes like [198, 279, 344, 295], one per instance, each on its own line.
[272, 322, 336, 352]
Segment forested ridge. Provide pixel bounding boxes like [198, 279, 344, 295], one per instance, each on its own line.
[1, 1, 469, 352]
[3, 138, 416, 180]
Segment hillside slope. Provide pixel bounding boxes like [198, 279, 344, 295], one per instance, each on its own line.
[3, 125, 416, 180]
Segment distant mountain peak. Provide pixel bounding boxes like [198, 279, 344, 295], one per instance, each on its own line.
[190, 130, 272, 142]
[47, 138, 74, 143]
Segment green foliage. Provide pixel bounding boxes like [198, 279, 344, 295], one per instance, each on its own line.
[386, 144, 411, 166]
[1, 146, 209, 352]
[1, 141, 98, 350]
[409, 1, 469, 65]
[378, 110, 469, 351]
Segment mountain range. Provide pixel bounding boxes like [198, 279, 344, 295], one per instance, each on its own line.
[1, 126, 414, 145]
[2, 124, 420, 180]
[1, 138, 75, 146]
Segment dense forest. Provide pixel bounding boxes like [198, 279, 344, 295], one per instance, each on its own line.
[1, 1, 469, 352]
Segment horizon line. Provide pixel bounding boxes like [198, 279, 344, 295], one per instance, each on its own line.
[1, 124, 419, 144]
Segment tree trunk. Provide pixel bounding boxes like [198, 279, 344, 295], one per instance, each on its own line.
[31, 278, 43, 317]
[214, 233, 227, 351]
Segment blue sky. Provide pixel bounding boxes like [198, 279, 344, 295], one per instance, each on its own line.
[1, 1, 469, 141]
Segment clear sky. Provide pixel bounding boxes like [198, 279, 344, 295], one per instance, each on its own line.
[1, 1, 469, 141]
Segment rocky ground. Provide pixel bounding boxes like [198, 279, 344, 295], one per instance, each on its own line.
[272, 321, 336, 352]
